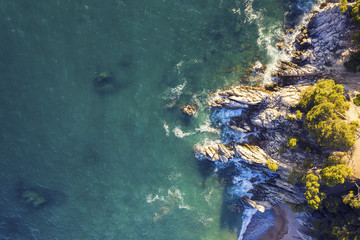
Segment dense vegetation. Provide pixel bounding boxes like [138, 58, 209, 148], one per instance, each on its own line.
[287, 80, 360, 239]
[298, 79, 358, 149]
[312, 195, 360, 239]
[288, 152, 360, 239]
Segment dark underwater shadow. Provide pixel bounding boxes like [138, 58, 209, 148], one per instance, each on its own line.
[14, 181, 67, 210]
[216, 162, 245, 237]
[219, 197, 243, 236]
[0, 213, 36, 240]
[196, 159, 216, 188]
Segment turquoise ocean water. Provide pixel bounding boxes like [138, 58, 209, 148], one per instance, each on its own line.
[0, 1, 314, 239]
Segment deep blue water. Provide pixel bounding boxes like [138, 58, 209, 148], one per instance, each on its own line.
[0, 1, 314, 239]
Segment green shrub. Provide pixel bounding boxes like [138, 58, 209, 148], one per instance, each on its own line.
[287, 138, 298, 149]
[343, 191, 360, 208]
[305, 147, 311, 153]
[340, 0, 348, 13]
[303, 159, 313, 169]
[299, 79, 349, 113]
[267, 160, 278, 172]
[344, 51, 360, 72]
[353, 32, 360, 46]
[354, 94, 360, 106]
[324, 152, 347, 167]
[286, 115, 294, 121]
[320, 164, 353, 187]
[295, 110, 303, 119]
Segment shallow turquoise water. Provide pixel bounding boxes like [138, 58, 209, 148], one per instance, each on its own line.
[0, 1, 314, 239]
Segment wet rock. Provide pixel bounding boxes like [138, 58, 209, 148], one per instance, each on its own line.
[181, 105, 197, 116]
[264, 82, 279, 92]
[241, 196, 266, 212]
[252, 61, 267, 73]
[211, 86, 268, 109]
[276, 42, 285, 50]
[195, 143, 234, 162]
[234, 144, 275, 166]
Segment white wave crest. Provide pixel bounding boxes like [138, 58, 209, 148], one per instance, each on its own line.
[173, 126, 194, 138]
[212, 108, 244, 125]
[163, 81, 187, 108]
[195, 118, 220, 134]
[244, 0, 258, 23]
[163, 122, 170, 136]
[231, 8, 241, 16]
[146, 194, 166, 203]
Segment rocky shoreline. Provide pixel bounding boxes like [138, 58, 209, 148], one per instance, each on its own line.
[194, 2, 358, 239]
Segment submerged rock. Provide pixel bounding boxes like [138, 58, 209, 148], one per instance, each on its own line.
[22, 189, 47, 207]
[16, 183, 66, 209]
[93, 72, 119, 94]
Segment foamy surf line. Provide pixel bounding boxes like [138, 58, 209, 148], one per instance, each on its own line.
[238, 208, 257, 240]
[242, 0, 322, 84]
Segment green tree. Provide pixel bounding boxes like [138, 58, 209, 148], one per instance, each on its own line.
[299, 80, 356, 149]
[303, 173, 326, 210]
[321, 164, 353, 187]
[299, 79, 349, 113]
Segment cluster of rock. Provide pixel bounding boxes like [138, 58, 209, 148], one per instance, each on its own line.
[307, 4, 350, 67]
[181, 105, 197, 116]
[273, 3, 351, 85]
[196, 85, 318, 207]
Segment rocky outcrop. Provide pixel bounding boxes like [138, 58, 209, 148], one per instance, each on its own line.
[241, 196, 266, 212]
[211, 86, 268, 109]
[307, 4, 350, 68]
[195, 2, 351, 215]
[197, 84, 314, 207]
[181, 105, 197, 116]
[273, 3, 352, 86]
[196, 143, 234, 163]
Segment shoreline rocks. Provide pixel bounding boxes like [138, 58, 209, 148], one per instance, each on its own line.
[195, 2, 354, 212]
